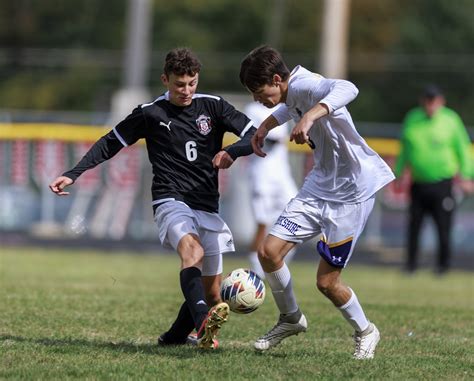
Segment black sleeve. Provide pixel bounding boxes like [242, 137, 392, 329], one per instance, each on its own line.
[113, 106, 148, 145]
[218, 97, 254, 136]
[62, 106, 147, 181]
[223, 127, 256, 160]
[62, 130, 124, 181]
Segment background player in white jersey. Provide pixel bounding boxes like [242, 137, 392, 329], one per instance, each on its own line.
[50, 48, 256, 349]
[240, 46, 395, 359]
[243, 101, 297, 279]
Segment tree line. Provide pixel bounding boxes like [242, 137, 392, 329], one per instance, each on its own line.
[0, 0, 473, 125]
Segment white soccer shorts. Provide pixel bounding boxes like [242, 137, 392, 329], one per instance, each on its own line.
[153, 199, 234, 275]
[269, 195, 375, 268]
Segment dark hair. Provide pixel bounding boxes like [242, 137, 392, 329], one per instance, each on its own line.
[163, 48, 202, 77]
[421, 84, 444, 99]
[239, 45, 290, 92]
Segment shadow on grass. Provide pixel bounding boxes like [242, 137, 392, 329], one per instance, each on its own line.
[0, 334, 209, 358]
[1, 334, 310, 358]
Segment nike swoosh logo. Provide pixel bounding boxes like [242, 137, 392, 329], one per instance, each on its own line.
[196, 300, 207, 305]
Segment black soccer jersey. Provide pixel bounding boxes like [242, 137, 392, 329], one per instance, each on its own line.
[63, 92, 254, 213]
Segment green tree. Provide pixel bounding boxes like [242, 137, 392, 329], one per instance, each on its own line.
[0, 0, 472, 127]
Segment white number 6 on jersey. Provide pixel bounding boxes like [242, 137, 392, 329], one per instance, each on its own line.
[185, 140, 198, 161]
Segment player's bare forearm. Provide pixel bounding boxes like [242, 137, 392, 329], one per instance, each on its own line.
[305, 103, 330, 122]
[260, 115, 279, 132]
[251, 115, 280, 157]
[290, 103, 329, 145]
[49, 176, 74, 196]
[212, 150, 234, 169]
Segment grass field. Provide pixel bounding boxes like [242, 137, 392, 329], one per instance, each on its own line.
[1, 247, 473, 380]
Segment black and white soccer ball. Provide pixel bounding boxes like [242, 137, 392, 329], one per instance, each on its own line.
[220, 268, 265, 314]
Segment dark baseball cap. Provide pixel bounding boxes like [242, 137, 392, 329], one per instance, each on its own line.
[421, 84, 443, 98]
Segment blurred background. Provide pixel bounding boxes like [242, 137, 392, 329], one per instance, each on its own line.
[0, 0, 473, 268]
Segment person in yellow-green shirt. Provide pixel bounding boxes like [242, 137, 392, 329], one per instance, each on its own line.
[395, 84, 473, 275]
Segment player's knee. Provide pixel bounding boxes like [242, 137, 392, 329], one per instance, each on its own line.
[191, 246, 205, 261]
[180, 241, 204, 268]
[316, 276, 337, 297]
[257, 243, 275, 264]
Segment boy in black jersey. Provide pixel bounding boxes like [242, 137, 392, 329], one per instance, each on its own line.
[49, 48, 256, 349]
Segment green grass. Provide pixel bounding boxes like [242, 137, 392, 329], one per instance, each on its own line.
[1, 247, 473, 380]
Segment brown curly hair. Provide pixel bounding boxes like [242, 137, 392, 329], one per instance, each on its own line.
[163, 48, 202, 77]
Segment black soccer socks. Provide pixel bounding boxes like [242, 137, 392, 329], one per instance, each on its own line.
[179, 267, 209, 331]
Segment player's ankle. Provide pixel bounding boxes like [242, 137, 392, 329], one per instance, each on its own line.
[280, 308, 302, 323]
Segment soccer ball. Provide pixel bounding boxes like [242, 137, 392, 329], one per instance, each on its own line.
[220, 268, 265, 314]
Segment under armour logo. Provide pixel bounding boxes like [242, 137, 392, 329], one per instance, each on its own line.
[160, 121, 171, 131]
[196, 300, 207, 305]
[332, 256, 342, 263]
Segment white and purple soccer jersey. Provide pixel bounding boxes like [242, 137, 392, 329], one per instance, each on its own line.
[269, 66, 395, 267]
[272, 66, 395, 204]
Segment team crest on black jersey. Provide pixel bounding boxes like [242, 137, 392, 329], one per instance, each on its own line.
[196, 114, 212, 135]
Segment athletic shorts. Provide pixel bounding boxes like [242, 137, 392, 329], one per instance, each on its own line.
[269, 195, 375, 268]
[153, 199, 234, 275]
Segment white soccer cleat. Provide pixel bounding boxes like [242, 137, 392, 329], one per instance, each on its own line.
[353, 322, 380, 359]
[254, 313, 307, 351]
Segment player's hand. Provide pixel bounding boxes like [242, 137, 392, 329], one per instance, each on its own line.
[290, 116, 313, 145]
[212, 151, 234, 169]
[49, 176, 74, 196]
[460, 179, 474, 195]
[392, 178, 403, 192]
[251, 126, 269, 157]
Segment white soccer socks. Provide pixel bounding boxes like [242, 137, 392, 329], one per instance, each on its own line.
[265, 263, 298, 315]
[338, 287, 370, 332]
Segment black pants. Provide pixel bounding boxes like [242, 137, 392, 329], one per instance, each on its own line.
[407, 178, 455, 272]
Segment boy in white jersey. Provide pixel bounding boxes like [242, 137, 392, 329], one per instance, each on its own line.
[239, 46, 395, 359]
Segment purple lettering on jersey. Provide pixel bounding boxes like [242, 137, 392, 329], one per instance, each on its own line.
[276, 216, 301, 235]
